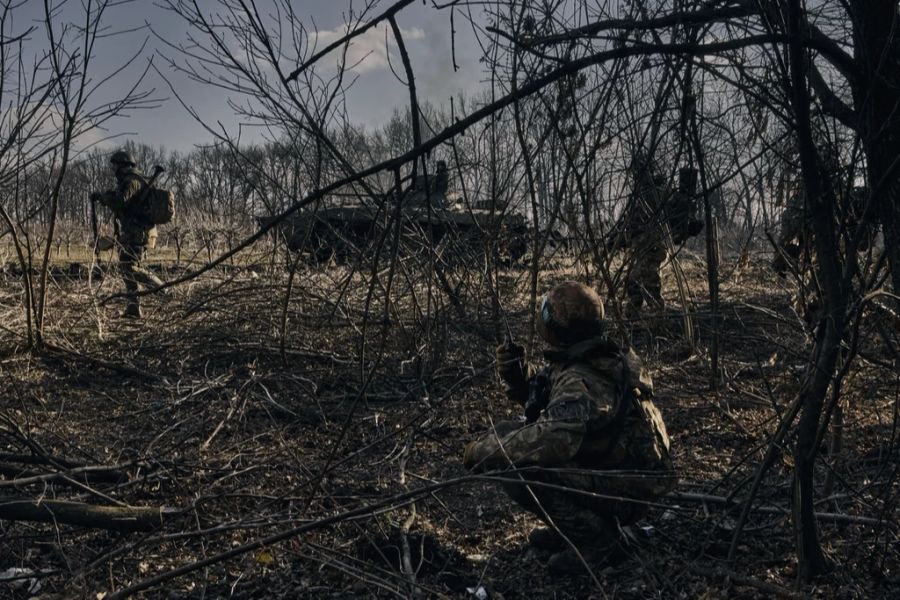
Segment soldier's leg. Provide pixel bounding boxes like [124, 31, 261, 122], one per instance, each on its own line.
[118, 245, 142, 318]
[626, 244, 665, 315]
[504, 470, 655, 575]
[490, 420, 524, 438]
[624, 251, 645, 317]
[127, 245, 165, 290]
[641, 244, 666, 311]
[500, 470, 622, 547]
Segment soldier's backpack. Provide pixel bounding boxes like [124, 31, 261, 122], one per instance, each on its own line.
[141, 187, 176, 225]
[668, 167, 703, 243]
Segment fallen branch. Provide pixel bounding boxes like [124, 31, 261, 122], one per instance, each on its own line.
[1, 497, 175, 531]
[0, 463, 130, 488]
[42, 343, 165, 383]
[0, 461, 127, 485]
[102, 471, 663, 598]
[670, 491, 894, 527]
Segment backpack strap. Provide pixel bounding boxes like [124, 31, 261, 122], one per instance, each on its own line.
[585, 350, 642, 458]
[546, 339, 649, 462]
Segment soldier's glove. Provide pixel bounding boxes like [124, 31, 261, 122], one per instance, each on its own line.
[497, 341, 526, 384]
[93, 190, 115, 208]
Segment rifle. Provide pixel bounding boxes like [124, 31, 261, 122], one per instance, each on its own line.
[496, 331, 549, 425]
[135, 165, 165, 211]
[524, 367, 551, 424]
[146, 164, 165, 188]
[89, 193, 100, 257]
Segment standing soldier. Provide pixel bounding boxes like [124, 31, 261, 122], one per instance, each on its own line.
[768, 148, 872, 326]
[771, 187, 810, 278]
[92, 150, 165, 319]
[464, 282, 677, 576]
[609, 155, 701, 318]
[626, 155, 669, 316]
[608, 154, 669, 317]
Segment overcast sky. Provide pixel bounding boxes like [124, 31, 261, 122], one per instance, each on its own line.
[19, 1, 489, 151]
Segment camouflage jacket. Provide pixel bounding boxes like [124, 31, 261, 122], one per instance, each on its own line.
[777, 191, 809, 245]
[607, 178, 669, 252]
[467, 338, 673, 479]
[627, 170, 669, 232]
[778, 186, 873, 249]
[98, 167, 157, 247]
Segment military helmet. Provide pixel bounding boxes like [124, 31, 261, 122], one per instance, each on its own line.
[537, 281, 605, 347]
[109, 150, 135, 167]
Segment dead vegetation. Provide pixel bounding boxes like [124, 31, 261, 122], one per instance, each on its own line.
[0, 245, 897, 599]
[2, 1, 900, 597]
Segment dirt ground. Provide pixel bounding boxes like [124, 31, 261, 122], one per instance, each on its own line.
[0, 245, 898, 599]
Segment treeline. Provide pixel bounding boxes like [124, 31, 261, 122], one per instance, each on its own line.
[6, 87, 801, 256]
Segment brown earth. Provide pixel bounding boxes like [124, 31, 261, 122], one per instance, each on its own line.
[0, 248, 897, 599]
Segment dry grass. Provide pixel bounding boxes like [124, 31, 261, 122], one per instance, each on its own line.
[0, 248, 897, 599]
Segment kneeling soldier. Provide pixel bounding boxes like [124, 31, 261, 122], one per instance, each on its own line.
[463, 282, 677, 575]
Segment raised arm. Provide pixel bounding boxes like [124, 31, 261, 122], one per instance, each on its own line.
[496, 341, 535, 407]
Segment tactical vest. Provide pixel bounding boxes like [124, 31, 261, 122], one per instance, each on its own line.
[544, 338, 671, 470]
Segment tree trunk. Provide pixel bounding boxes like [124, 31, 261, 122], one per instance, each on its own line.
[854, 2, 900, 310]
[786, 0, 842, 579]
[792, 323, 839, 580]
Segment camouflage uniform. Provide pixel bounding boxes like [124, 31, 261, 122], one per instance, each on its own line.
[771, 186, 876, 327]
[464, 337, 676, 546]
[771, 191, 810, 277]
[623, 172, 669, 316]
[626, 240, 667, 316]
[97, 165, 161, 316]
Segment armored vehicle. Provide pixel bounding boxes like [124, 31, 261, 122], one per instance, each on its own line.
[263, 161, 528, 264]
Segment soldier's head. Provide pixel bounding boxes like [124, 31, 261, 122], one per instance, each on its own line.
[109, 150, 136, 173]
[537, 281, 605, 347]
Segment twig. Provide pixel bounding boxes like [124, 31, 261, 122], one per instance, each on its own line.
[669, 491, 894, 527]
[687, 564, 803, 599]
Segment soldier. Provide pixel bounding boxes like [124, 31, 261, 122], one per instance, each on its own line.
[92, 150, 165, 319]
[623, 156, 668, 316]
[772, 182, 873, 277]
[609, 155, 701, 317]
[463, 282, 677, 576]
[771, 179, 812, 278]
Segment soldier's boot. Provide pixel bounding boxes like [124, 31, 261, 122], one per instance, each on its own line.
[624, 293, 643, 320]
[547, 532, 628, 577]
[528, 527, 567, 552]
[547, 536, 624, 577]
[542, 512, 625, 577]
[122, 302, 142, 319]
